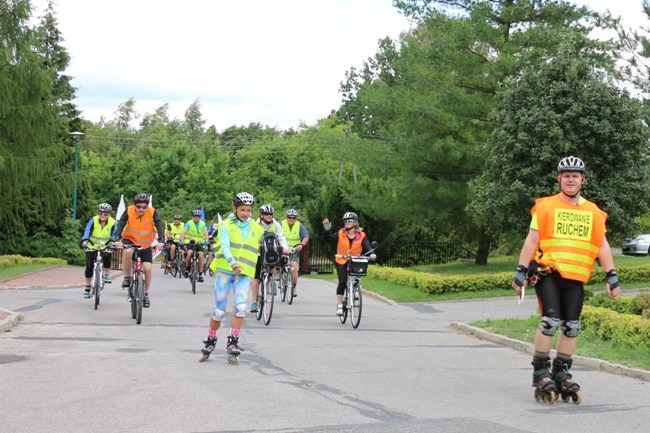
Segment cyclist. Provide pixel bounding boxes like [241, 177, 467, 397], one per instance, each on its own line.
[511, 156, 619, 400]
[250, 204, 290, 313]
[180, 209, 209, 282]
[166, 214, 184, 270]
[81, 203, 116, 298]
[112, 193, 165, 308]
[281, 208, 310, 297]
[200, 192, 264, 361]
[323, 212, 375, 316]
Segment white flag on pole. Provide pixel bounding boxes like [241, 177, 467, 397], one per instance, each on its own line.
[116, 194, 126, 220]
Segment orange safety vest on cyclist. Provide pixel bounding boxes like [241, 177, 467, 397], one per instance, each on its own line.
[532, 194, 607, 283]
[335, 229, 366, 265]
[122, 205, 157, 247]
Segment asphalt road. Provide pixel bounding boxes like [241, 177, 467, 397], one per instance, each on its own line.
[1, 269, 649, 433]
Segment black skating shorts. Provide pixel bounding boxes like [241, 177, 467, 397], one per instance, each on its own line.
[534, 271, 584, 321]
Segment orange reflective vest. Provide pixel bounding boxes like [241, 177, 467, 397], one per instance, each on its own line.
[122, 205, 157, 247]
[532, 194, 607, 283]
[335, 229, 366, 265]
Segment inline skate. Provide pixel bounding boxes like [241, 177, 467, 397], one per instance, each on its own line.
[198, 336, 217, 362]
[552, 357, 582, 404]
[532, 358, 558, 403]
[226, 335, 244, 365]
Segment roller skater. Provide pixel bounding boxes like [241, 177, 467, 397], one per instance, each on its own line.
[511, 157, 619, 404]
[552, 356, 582, 404]
[226, 335, 244, 365]
[198, 192, 263, 367]
[198, 337, 217, 362]
[532, 356, 558, 403]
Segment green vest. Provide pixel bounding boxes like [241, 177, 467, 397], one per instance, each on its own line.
[89, 216, 115, 250]
[167, 223, 184, 242]
[185, 220, 207, 242]
[282, 220, 302, 247]
[211, 220, 263, 278]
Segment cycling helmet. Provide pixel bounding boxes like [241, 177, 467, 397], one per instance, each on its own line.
[98, 203, 112, 213]
[342, 212, 358, 221]
[133, 193, 149, 204]
[233, 192, 254, 206]
[557, 156, 585, 173]
[192, 209, 201, 216]
[287, 209, 298, 217]
[173, 214, 181, 219]
[260, 204, 275, 214]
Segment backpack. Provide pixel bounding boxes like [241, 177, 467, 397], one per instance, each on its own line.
[260, 231, 282, 266]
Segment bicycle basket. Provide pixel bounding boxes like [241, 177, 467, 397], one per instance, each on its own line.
[348, 257, 369, 276]
[260, 232, 282, 266]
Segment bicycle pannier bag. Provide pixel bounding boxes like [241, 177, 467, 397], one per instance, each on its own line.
[260, 231, 282, 266]
[348, 257, 369, 276]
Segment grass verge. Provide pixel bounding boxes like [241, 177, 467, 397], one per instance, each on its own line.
[0, 264, 58, 282]
[471, 315, 650, 371]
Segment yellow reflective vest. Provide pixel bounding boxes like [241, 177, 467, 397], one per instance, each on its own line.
[211, 220, 264, 278]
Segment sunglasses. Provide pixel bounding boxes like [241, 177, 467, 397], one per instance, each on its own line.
[98, 212, 109, 216]
[287, 216, 296, 220]
[344, 219, 355, 223]
[135, 205, 148, 210]
[261, 212, 273, 216]
[193, 215, 201, 218]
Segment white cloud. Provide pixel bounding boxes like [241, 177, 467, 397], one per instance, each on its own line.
[33, 0, 412, 130]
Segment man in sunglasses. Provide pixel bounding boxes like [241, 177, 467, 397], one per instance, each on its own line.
[112, 193, 165, 308]
[281, 209, 310, 297]
[249, 204, 290, 313]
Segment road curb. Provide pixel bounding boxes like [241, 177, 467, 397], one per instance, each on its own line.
[452, 322, 650, 382]
[0, 307, 20, 333]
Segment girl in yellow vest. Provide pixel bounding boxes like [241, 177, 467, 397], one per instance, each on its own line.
[81, 203, 116, 298]
[200, 192, 263, 364]
[512, 156, 620, 404]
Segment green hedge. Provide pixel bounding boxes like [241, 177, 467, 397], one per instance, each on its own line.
[581, 305, 650, 348]
[368, 264, 650, 295]
[0, 255, 66, 269]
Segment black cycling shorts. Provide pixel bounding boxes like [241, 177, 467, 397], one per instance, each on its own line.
[534, 271, 584, 321]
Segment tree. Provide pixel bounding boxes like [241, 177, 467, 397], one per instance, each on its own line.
[468, 36, 650, 263]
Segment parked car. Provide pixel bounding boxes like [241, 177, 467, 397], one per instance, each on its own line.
[621, 234, 650, 256]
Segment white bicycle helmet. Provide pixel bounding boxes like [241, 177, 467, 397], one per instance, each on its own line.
[192, 209, 202, 216]
[342, 212, 358, 221]
[260, 204, 275, 214]
[98, 203, 112, 213]
[287, 209, 298, 217]
[233, 192, 254, 206]
[557, 156, 585, 173]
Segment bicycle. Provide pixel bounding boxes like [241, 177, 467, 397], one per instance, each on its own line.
[256, 262, 277, 326]
[85, 244, 114, 310]
[184, 240, 203, 294]
[205, 238, 215, 277]
[169, 243, 184, 278]
[335, 242, 377, 329]
[279, 249, 295, 304]
[124, 244, 150, 325]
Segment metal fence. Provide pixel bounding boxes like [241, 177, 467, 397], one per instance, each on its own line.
[380, 241, 474, 268]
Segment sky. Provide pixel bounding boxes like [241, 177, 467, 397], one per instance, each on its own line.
[32, 1, 649, 132]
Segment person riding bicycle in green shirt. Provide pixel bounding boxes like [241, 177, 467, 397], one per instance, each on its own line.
[281, 208, 310, 297]
[180, 209, 209, 282]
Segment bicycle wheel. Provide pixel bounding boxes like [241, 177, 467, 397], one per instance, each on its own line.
[339, 285, 349, 324]
[256, 271, 265, 321]
[262, 273, 275, 326]
[191, 258, 197, 294]
[287, 269, 295, 305]
[93, 262, 102, 310]
[280, 269, 288, 302]
[170, 260, 178, 277]
[130, 277, 137, 319]
[350, 282, 362, 329]
[176, 254, 183, 278]
[135, 273, 144, 324]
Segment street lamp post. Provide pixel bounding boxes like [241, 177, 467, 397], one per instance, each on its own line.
[69, 131, 85, 220]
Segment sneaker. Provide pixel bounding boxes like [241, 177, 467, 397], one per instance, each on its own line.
[250, 302, 258, 313]
[143, 294, 150, 308]
[335, 304, 344, 316]
[83, 286, 91, 299]
[183, 268, 189, 278]
[121, 277, 131, 288]
[292, 284, 297, 297]
[104, 275, 112, 284]
[197, 273, 204, 283]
